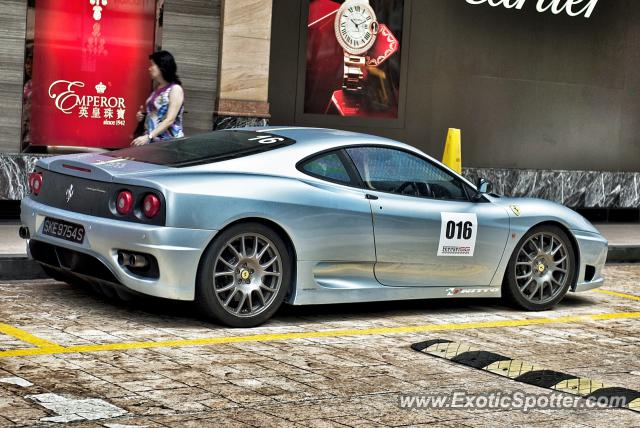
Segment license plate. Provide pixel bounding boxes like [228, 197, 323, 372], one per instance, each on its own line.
[42, 217, 85, 244]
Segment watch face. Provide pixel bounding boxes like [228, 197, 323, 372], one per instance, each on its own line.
[334, 2, 379, 55]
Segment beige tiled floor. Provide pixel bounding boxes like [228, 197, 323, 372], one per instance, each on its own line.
[0, 265, 638, 426]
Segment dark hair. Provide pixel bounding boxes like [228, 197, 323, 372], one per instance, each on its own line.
[149, 50, 182, 85]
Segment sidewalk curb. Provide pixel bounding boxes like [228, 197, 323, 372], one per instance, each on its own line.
[0, 256, 47, 281]
[606, 246, 640, 264]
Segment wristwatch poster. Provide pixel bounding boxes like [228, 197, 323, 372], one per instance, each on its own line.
[304, 0, 403, 118]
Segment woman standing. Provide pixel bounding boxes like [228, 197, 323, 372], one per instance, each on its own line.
[131, 50, 184, 146]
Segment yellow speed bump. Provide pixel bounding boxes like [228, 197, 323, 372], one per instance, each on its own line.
[552, 378, 607, 396]
[484, 359, 543, 379]
[412, 338, 640, 412]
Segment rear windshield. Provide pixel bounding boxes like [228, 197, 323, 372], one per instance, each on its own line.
[104, 130, 295, 167]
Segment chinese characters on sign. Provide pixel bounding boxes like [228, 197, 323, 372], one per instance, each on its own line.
[23, 0, 156, 149]
[48, 80, 127, 127]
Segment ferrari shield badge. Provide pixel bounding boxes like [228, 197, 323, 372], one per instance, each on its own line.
[510, 205, 521, 216]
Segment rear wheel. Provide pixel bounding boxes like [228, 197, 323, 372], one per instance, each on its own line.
[504, 225, 576, 311]
[196, 223, 292, 327]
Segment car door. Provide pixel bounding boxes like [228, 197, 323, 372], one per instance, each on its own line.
[344, 146, 510, 287]
[296, 149, 376, 264]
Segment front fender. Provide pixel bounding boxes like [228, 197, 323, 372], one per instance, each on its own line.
[487, 196, 605, 287]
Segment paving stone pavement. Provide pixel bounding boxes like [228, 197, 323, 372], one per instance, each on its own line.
[0, 264, 638, 427]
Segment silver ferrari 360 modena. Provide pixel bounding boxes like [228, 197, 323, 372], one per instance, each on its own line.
[20, 127, 608, 327]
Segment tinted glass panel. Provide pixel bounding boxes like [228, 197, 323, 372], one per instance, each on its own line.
[103, 130, 295, 167]
[346, 147, 467, 200]
[302, 152, 351, 183]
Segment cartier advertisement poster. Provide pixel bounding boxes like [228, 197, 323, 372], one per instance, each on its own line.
[304, 0, 404, 118]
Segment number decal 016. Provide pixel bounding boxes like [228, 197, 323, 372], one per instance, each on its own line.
[438, 213, 478, 257]
[445, 221, 474, 240]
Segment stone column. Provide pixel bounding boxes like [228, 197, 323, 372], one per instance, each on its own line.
[213, 0, 273, 129]
[162, 0, 222, 136]
[0, 0, 28, 153]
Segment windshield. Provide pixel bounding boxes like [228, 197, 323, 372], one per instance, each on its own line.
[103, 130, 295, 167]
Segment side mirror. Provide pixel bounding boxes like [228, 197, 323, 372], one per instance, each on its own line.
[477, 178, 493, 195]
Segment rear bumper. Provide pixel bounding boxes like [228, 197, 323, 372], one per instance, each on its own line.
[21, 197, 216, 300]
[571, 229, 608, 293]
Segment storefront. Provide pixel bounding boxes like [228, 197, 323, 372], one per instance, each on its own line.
[0, 0, 274, 211]
[1, 0, 638, 221]
[0, 0, 220, 206]
[268, 0, 640, 220]
[19, 1, 161, 153]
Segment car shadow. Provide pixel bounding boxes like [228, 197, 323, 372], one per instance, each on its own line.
[53, 279, 600, 329]
[275, 293, 597, 320]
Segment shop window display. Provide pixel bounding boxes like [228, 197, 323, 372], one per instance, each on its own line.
[304, 0, 404, 118]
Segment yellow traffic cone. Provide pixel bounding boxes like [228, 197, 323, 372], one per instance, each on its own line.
[442, 128, 462, 174]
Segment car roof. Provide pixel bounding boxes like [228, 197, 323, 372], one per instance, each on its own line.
[235, 126, 411, 152]
[197, 127, 477, 191]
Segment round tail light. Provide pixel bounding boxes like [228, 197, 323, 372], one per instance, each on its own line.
[116, 190, 133, 215]
[29, 172, 43, 195]
[142, 194, 161, 218]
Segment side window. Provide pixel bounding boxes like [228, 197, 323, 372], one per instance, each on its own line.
[345, 147, 468, 200]
[300, 151, 353, 184]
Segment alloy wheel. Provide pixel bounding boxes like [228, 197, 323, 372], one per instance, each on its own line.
[514, 232, 570, 305]
[212, 233, 283, 318]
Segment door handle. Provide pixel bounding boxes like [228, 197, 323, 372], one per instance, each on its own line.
[365, 194, 379, 200]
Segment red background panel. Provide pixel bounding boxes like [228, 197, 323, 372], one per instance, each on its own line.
[29, 0, 156, 148]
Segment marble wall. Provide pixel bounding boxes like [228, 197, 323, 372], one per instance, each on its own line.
[464, 168, 640, 209]
[213, 116, 268, 130]
[2, 153, 637, 209]
[0, 154, 44, 200]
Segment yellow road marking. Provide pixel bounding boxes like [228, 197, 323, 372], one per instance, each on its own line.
[594, 289, 640, 302]
[0, 311, 639, 359]
[0, 323, 64, 350]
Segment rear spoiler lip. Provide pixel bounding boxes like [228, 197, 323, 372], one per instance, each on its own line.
[38, 154, 169, 182]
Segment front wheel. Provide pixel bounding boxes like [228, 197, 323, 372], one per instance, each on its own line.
[504, 225, 576, 311]
[196, 223, 292, 327]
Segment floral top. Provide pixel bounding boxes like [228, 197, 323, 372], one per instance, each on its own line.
[145, 83, 184, 141]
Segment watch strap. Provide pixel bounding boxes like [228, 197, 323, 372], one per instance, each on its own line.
[343, 54, 366, 92]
